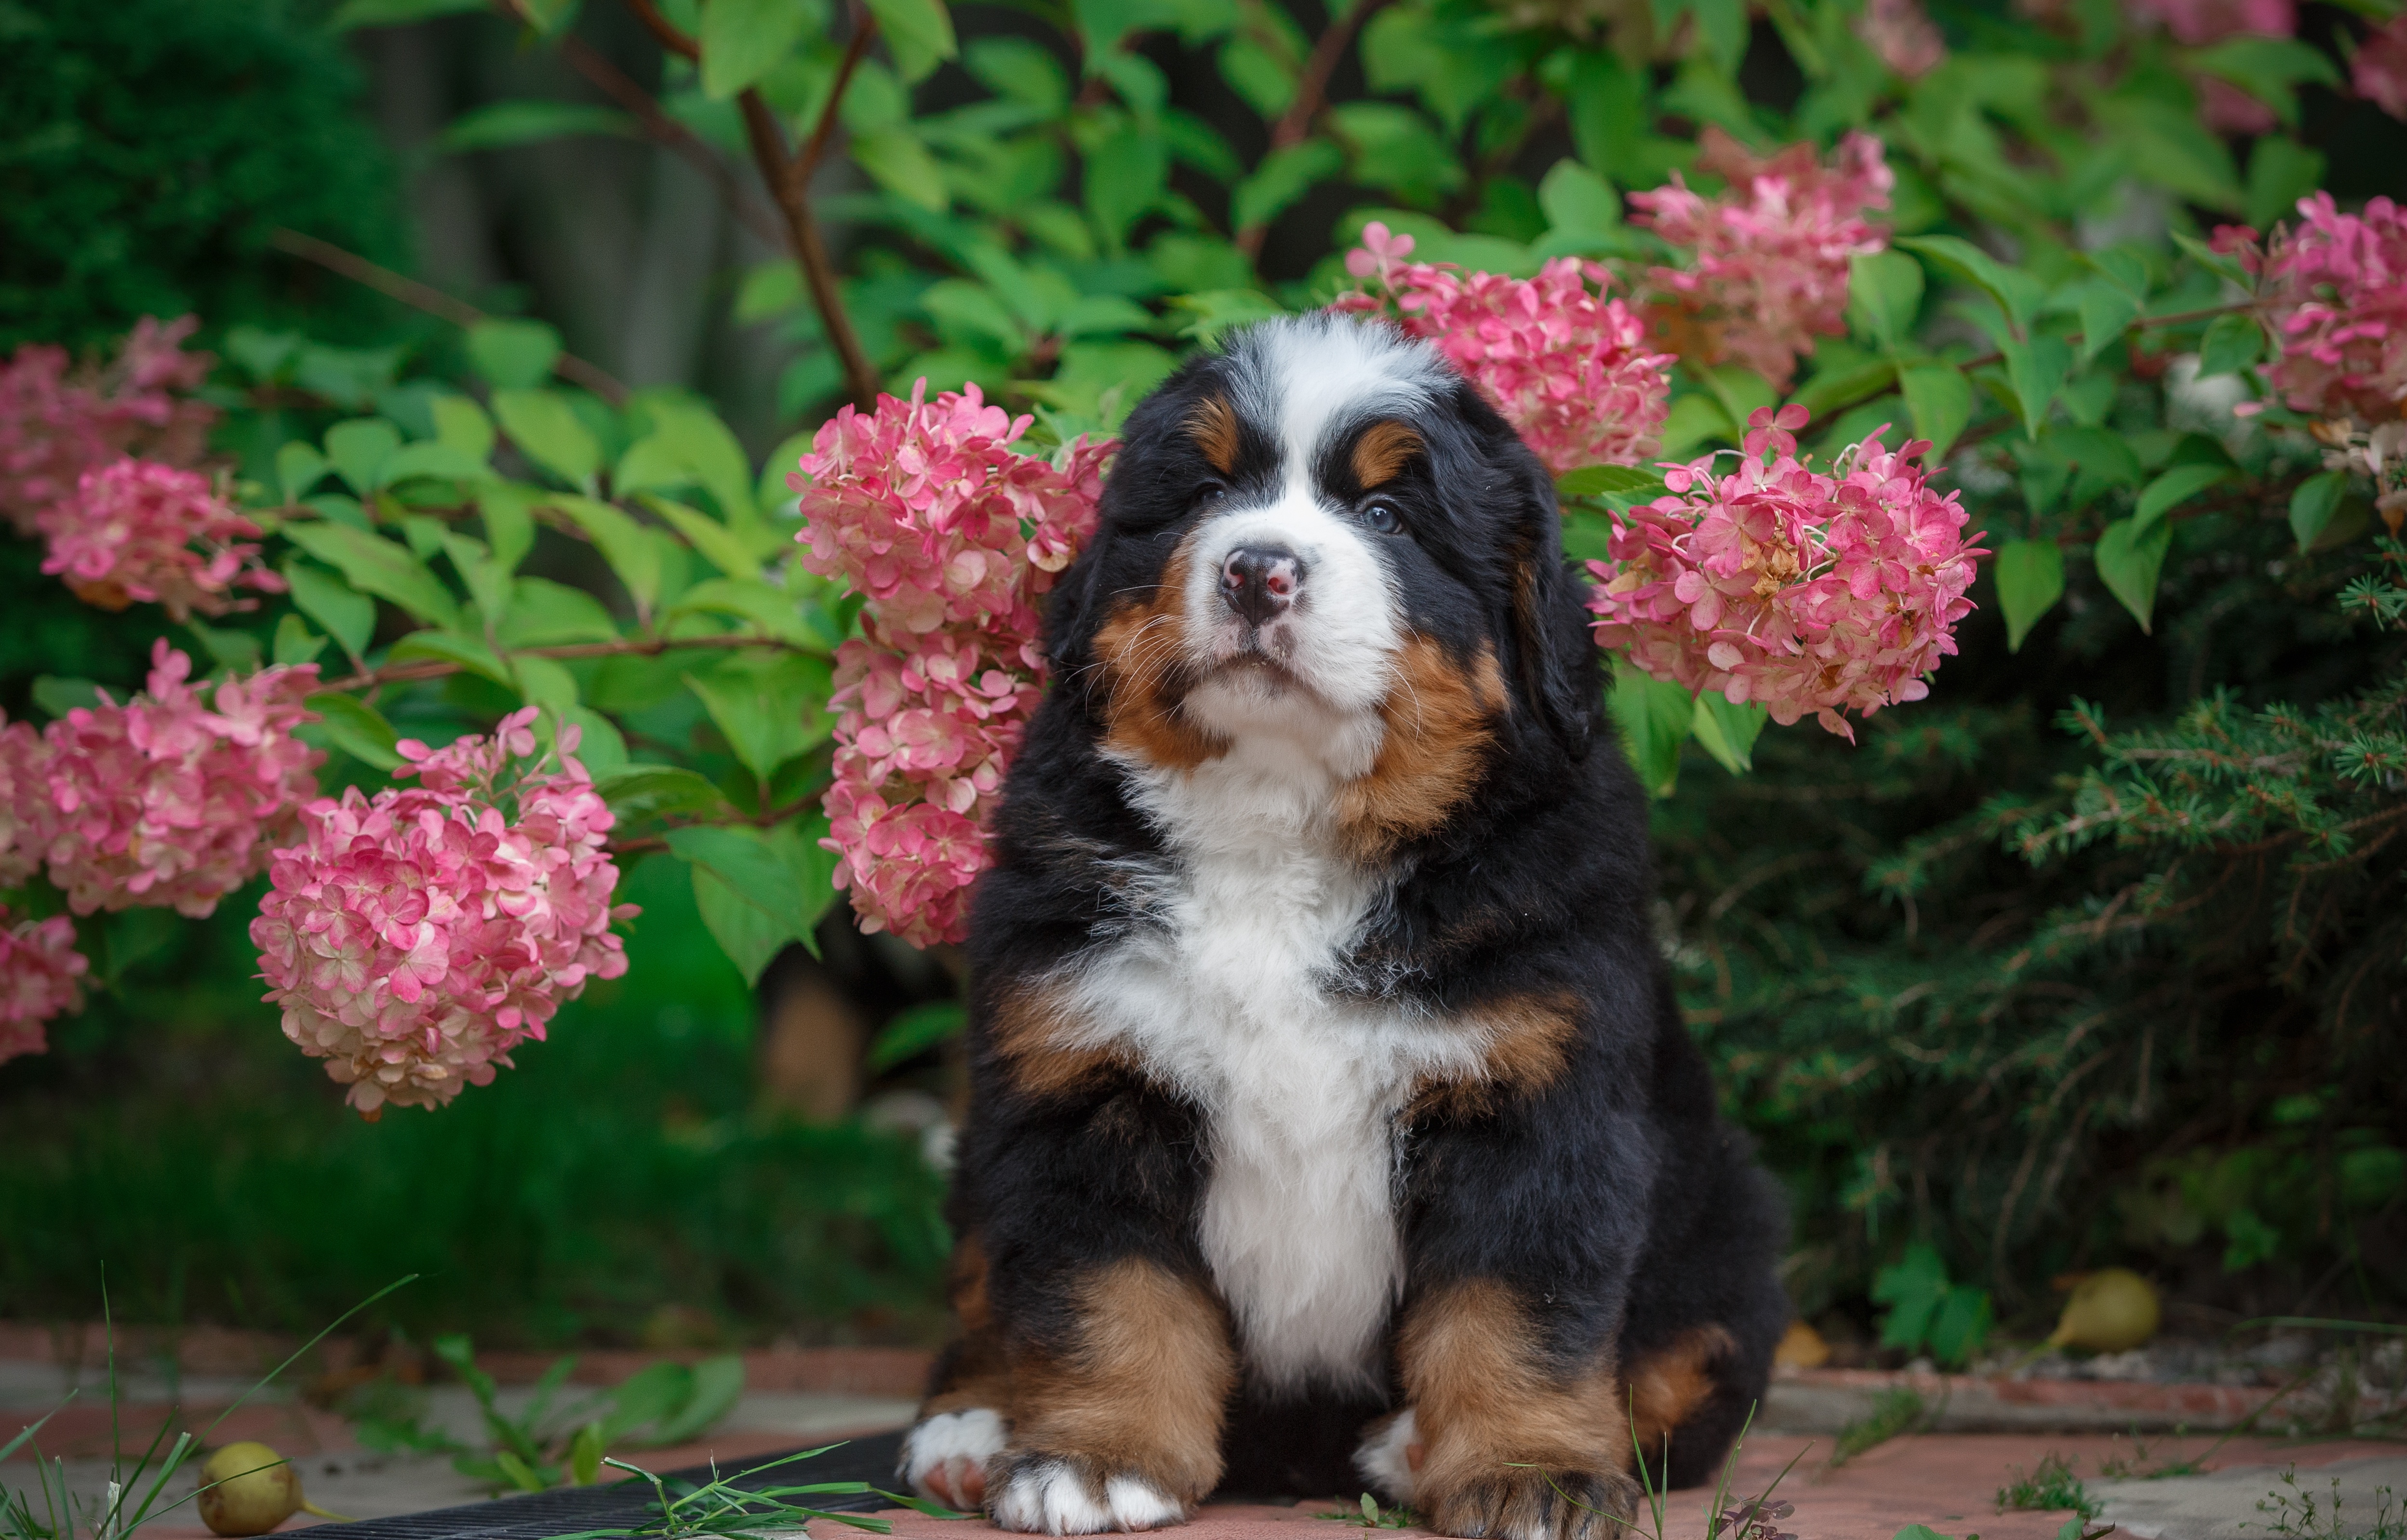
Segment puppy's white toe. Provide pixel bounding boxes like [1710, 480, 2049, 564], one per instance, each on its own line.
[899, 1408, 1006, 1505]
[1354, 1407, 1419, 1504]
[987, 1459, 1184, 1534]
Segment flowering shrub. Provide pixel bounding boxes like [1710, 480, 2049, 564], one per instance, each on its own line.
[1335, 224, 1672, 474]
[2220, 194, 2407, 428]
[2358, 15, 2407, 120]
[1629, 131, 1895, 391]
[0, 910, 86, 1065]
[39, 459, 287, 619]
[1586, 405, 1984, 739]
[795, 383, 1110, 945]
[25, 642, 321, 918]
[0, 316, 214, 536]
[252, 708, 633, 1116]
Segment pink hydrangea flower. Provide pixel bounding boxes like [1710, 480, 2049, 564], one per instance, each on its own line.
[2358, 14, 2407, 119]
[0, 714, 44, 888]
[1857, 0, 1948, 78]
[252, 708, 637, 1116]
[1334, 226, 1674, 475]
[2217, 194, 2407, 424]
[1630, 130, 1895, 392]
[2124, 0, 2291, 42]
[37, 458, 286, 620]
[33, 643, 323, 917]
[0, 909, 88, 1065]
[0, 316, 216, 536]
[1586, 405, 1986, 741]
[795, 382, 1112, 947]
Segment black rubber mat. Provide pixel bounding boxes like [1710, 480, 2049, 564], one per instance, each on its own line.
[306, 1431, 909, 1540]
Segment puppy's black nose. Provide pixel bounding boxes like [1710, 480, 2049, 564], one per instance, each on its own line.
[1221, 546, 1301, 626]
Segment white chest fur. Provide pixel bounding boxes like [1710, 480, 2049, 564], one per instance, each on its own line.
[1064, 727, 1485, 1394]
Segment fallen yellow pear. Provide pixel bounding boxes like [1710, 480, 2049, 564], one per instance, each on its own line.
[2048, 1268, 2161, 1353]
[1775, 1318, 1832, 1369]
[196, 1443, 350, 1536]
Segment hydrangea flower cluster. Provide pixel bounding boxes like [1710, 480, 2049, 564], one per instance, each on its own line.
[26, 643, 323, 918]
[1586, 405, 1985, 740]
[252, 708, 635, 1116]
[0, 910, 87, 1066]
[1629, 130, 1895, 391]
[2124, 0, 2290, 44]
[2217, 193, 2407, 426]
[38, 459, 287, 620]
[0, 316, 215, 536]
[1333, 225, 1674, 474]
[1857, 0, 1948, 79]
[0, 715, 41, 888]
[795, 382, 1111, 947]
[2357, 14, 2407, 120]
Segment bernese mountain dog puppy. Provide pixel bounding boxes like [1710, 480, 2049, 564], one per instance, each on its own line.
[896, 312, 1790, 1540]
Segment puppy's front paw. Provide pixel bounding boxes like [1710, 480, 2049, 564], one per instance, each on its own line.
[984, 1451, 1189, 1535]
[1418, 1465, 1639, 1540]
[900, 1407, 1008, 1511]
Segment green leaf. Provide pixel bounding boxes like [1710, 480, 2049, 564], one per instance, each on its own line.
[1895, 235, 2046, 338]
[670, 576, 815, 644]
[2000, 335, 2072, 440]
[1609, 662, 1691, 797]
[437, 101, 635, 153]
[694, 862, 788, 985]
[1231, 139, 1342, 231]
[1992, 539, 2064, 653]
[1689, 0, 1747, 73]
[1700, 364, 1777, 434]
[282, 559, 378, 660]
[283, 521, 462, 629]
[2196, 313, 2265, 379]
[1848, 250, 1925, 352]
[569, 1423, 604, 1487]
[868, 1001, 968, 1071]
[651, 1355, 746, 1445]
[329, 0, 485, 27]
[480, 485, 539, 575]
[30, 676, 101, 717]
[183, 617, 263, 674]
[2170, 231, 2253, 292]
[1794, 358, 1899, 420]
[277, 442, 332, 504]
[2134, 464, 2233, 529]
[860, 0, 959, 81]
[640, 494, 762, 580]
[2245, 135, 2326, 233]
[2288, 470, 2350, 550]
[497, 575, 621, 646]
[1167, 289, 1287, 343]
[380, 442, 494, 488]
[306, 692, 404, 770]
[1690, 692, 1767, 775]
[1537, 159, 1620, 237]
[389, 629, 516, 688]
[560, 707, 628, 776]
[596, 765, 735, 822]
[631, 398, 761, 527]
[2075, 283, 2143, 367]
[765, 814, 840, 949]
[2093, 516, 2174, 632]
[685, 651, 834, 784]
[1926, 1286, 1993, 1369]
[546, 494, 663, 616]
[673, 826, 814, 983]
[1556, 465, 1668, 498]
[512, 654, 581, 715]
[325, 418, 402, 495]
[466, 320, 562, 391]
[273, 614, 327, 668]
[2187, 34, 2339, 128]
[442, 531, 512, 623]
[852, 126, 950, 213]
[1659, 394, 1733, 458]
[1872, 1243, 1950, 1351]
[1084, 131, 1170, 251]
[701, 0, 812, 100]
[1899, 363, 1973, 461]
[492, 389, 603, 490]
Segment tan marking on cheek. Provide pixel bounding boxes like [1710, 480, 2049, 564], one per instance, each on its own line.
[1336, 637, 1505, 861]
[1187, 395, 1241, 475]
[1406, 990, 1582, 1123]
[1398, 1279, 1629, 1519]
[990, 976, 1132, 1099]
[1352, 420, 1422, 487]
[1007, 1258, 1238, 1505]
[1091, 543, 1228, 772]
[1628, 1326, 1737, 1452]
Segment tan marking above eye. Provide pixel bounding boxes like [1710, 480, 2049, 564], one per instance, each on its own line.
[1187, 395, 1241, 476]
[1351, 420, 1423, 489]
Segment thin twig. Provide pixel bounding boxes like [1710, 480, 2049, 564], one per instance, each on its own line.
[268, 229, 631, 403]
[1235, 0, 1399, 261]
[800, 9, 879, 184]
[550, 27, 786, 245]
[624, 0, 699, 58]
[738, 88, 882, 408]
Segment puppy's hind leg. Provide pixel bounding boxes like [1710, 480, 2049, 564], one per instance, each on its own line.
[900, 1235, 1013, 1511]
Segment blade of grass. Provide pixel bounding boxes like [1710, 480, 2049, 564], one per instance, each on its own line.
[204, 1275, 420, 1438]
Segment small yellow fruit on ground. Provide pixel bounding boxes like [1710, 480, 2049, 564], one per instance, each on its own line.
[2048, 1268, 2161, 1353]
[196, 1443, 302, 1537]
[1775, 1318, 1832, 1368]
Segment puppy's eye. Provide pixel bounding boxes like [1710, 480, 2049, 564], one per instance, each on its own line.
[1193, 480, 1228, 509]
[1360, 500, 1402, 535]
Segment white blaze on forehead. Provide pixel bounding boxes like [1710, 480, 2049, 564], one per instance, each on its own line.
[1227, 313, 1450, 487]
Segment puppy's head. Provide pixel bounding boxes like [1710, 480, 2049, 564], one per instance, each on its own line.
[1050, 314, 1596, 845]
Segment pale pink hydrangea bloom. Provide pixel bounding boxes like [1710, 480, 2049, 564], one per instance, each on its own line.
[0, 910, 88, 1065]
[1586, 405, 1985, 741]
[0, 316, 216, 536]
[2216, 194, 2407, 425]
[38, 459, 287, 619]
[253, 708, 636, 1116]
[795, 382, 1112, 947]
[1857, 0, 1948, 78]
[34, 643, 322, 917]
[0, 715, 44, 887]
[2124, 0, 2290, 42]
[1333, 225, 1674, 475]
[1630, 130, 1896, 392]
[2358, 14, 2407, 119]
